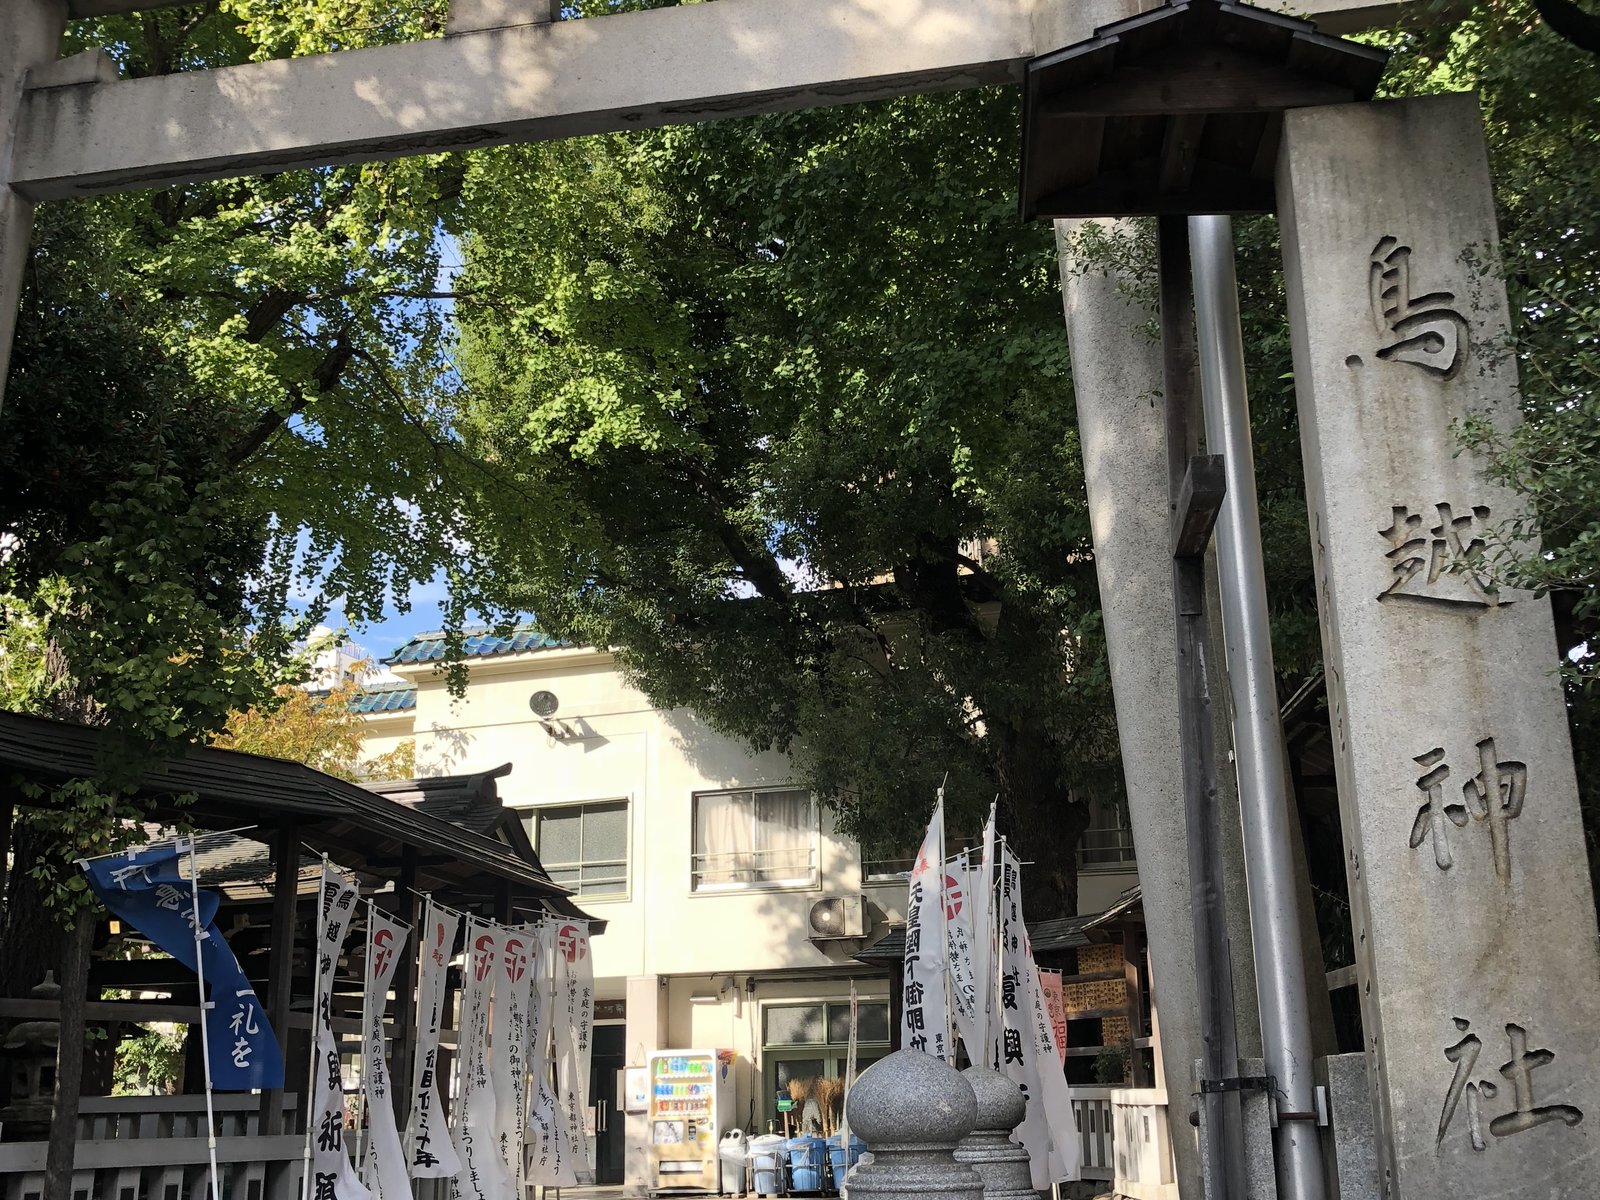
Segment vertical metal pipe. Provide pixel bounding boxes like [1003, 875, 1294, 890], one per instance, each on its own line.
[1189, 213, 1326, 1200]
[1157, 215, 1247, 1197]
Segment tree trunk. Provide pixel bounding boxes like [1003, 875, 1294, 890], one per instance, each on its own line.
[1, 821, 59, 999]
[994, 723, 1091, 921]
[44, 907, 93, 1200]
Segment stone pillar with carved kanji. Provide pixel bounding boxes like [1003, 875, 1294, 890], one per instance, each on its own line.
[1278, 91, 1600, 1198]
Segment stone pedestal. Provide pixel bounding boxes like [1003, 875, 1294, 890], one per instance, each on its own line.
[844, 1051, 982, 1200]
[953, 1068, 1033, 1200]
[1279, 92, 1600, 1197]
[1192, 1058, 1275, 1200]
[1317, 1053, 1379, 1200]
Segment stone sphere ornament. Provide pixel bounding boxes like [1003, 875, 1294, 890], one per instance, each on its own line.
[842, 1050, 983, 1200]
[954, 1067, 1036, 1200]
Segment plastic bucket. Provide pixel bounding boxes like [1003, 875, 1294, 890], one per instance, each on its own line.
[787, 1136, 826, 1192]
[750, 1135, 788, 1195]
[826, 1134, 866, 1180]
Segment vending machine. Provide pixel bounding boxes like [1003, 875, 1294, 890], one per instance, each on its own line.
[647, 1049, 737, 1195]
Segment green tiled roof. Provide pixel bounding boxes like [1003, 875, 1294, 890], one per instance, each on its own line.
[385, 625, 571, 665]
[350, 682, 417, 714]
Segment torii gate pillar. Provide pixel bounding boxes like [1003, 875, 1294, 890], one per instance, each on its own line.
[0, 0, 66, 397]
[1278, 92, 1600, 1197]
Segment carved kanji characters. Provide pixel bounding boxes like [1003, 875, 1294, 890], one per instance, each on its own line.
[1379, 503, 1498, 607]
[1437, 1018, 1583, 1152]
[1410, 747, 1468, 869]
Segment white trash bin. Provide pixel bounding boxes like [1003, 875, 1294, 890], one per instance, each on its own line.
[719, 1128, 750, 1196]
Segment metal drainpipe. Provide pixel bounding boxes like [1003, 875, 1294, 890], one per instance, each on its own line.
[1189, 213, 1327, 1200]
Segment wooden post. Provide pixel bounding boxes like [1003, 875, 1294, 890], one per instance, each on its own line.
[0, 791, 12, 907]
[43, 907, 93, 1200]
[1121, 922, 1150, 1087]
[1159, 213, 1247, 1192]
[261, 824, 299, 1137]
[389, 846, 420, 1120]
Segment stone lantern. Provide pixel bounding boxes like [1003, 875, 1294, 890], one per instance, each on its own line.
[0, 972, 62, 1140]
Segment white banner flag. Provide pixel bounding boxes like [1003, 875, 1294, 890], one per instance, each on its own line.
[453, 921, 514, 1200]
[492, 927, 534, 1193]
[307, 869, 372, 1200]
[998, 845, 1076, 1187]
[945, 850, 985, 1064]
[405, 901, 462, 1179]
[902, 793, 951, 1061]
[360, 908, 412, 1200]
[525, 921, 576, 1186]
[1025, 947, 1079, 1180]
[552, 919, 596, 1185]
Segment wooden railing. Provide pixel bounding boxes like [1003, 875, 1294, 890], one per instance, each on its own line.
[1070, 1086, 1178, 1197]
[0, 1094, 457, 1200]
[0, 1094, 304, 1200]
[1109, 1088, 1178, 1200]
[1071, 1086, 1116, 1181]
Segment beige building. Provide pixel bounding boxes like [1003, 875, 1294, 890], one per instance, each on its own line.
[358, 627, 1139, 1190]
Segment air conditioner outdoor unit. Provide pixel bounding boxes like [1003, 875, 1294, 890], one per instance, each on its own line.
[808, 895, 866, 940]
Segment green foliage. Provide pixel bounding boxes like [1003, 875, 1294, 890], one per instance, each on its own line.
[1371, 0, 1600, 668]
[1092, 1044, 1129, 1086]
[112, 1025, 186, 1097]
[446, 90, 1116, 913]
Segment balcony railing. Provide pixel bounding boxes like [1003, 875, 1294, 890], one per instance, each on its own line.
[691, 844, 818, 890]
[1077, 825, 1137, 869]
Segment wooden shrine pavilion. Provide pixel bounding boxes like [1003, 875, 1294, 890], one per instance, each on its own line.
[0, 708, 598, 1200]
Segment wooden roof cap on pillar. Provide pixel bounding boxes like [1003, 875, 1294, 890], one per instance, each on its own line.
[1019, 0, 1389, 219]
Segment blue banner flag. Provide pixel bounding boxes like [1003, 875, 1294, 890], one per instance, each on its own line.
[83, 841, 284, 1090]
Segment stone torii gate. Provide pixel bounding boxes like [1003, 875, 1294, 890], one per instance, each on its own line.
[4, 2, 1599, 1199]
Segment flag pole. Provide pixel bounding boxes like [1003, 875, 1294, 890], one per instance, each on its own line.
[186, 836, 223, 1200]
[301, 856, 330, 1200]
[978, 800, 996, 1068]
[356, 897, 374, 1185]
[935, 783, 954, 1065]
[993, 836, 1008, 1072]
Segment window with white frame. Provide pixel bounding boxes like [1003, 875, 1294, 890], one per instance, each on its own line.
[525, 800, 630, 896]
[691, 787, 817, 890]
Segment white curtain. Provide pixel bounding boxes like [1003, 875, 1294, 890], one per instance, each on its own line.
[697, 792, 754, 884]
[754, 789, 812, 882]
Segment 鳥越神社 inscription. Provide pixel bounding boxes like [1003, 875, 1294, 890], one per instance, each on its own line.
[1409, 738, 1525, 877]
[1368, 235, 1469, 379]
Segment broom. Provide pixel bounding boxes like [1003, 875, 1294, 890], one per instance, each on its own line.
[787, 1076, 815, 1139]
[816, 1077, 842, 1138]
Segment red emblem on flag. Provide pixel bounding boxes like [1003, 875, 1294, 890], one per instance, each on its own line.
[944, 874, 964, 920]
[557, 924, 587, 962]
[372, 927, 395, 978]
[503, 937, 527, 982]
[473, 932, 495, 980]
